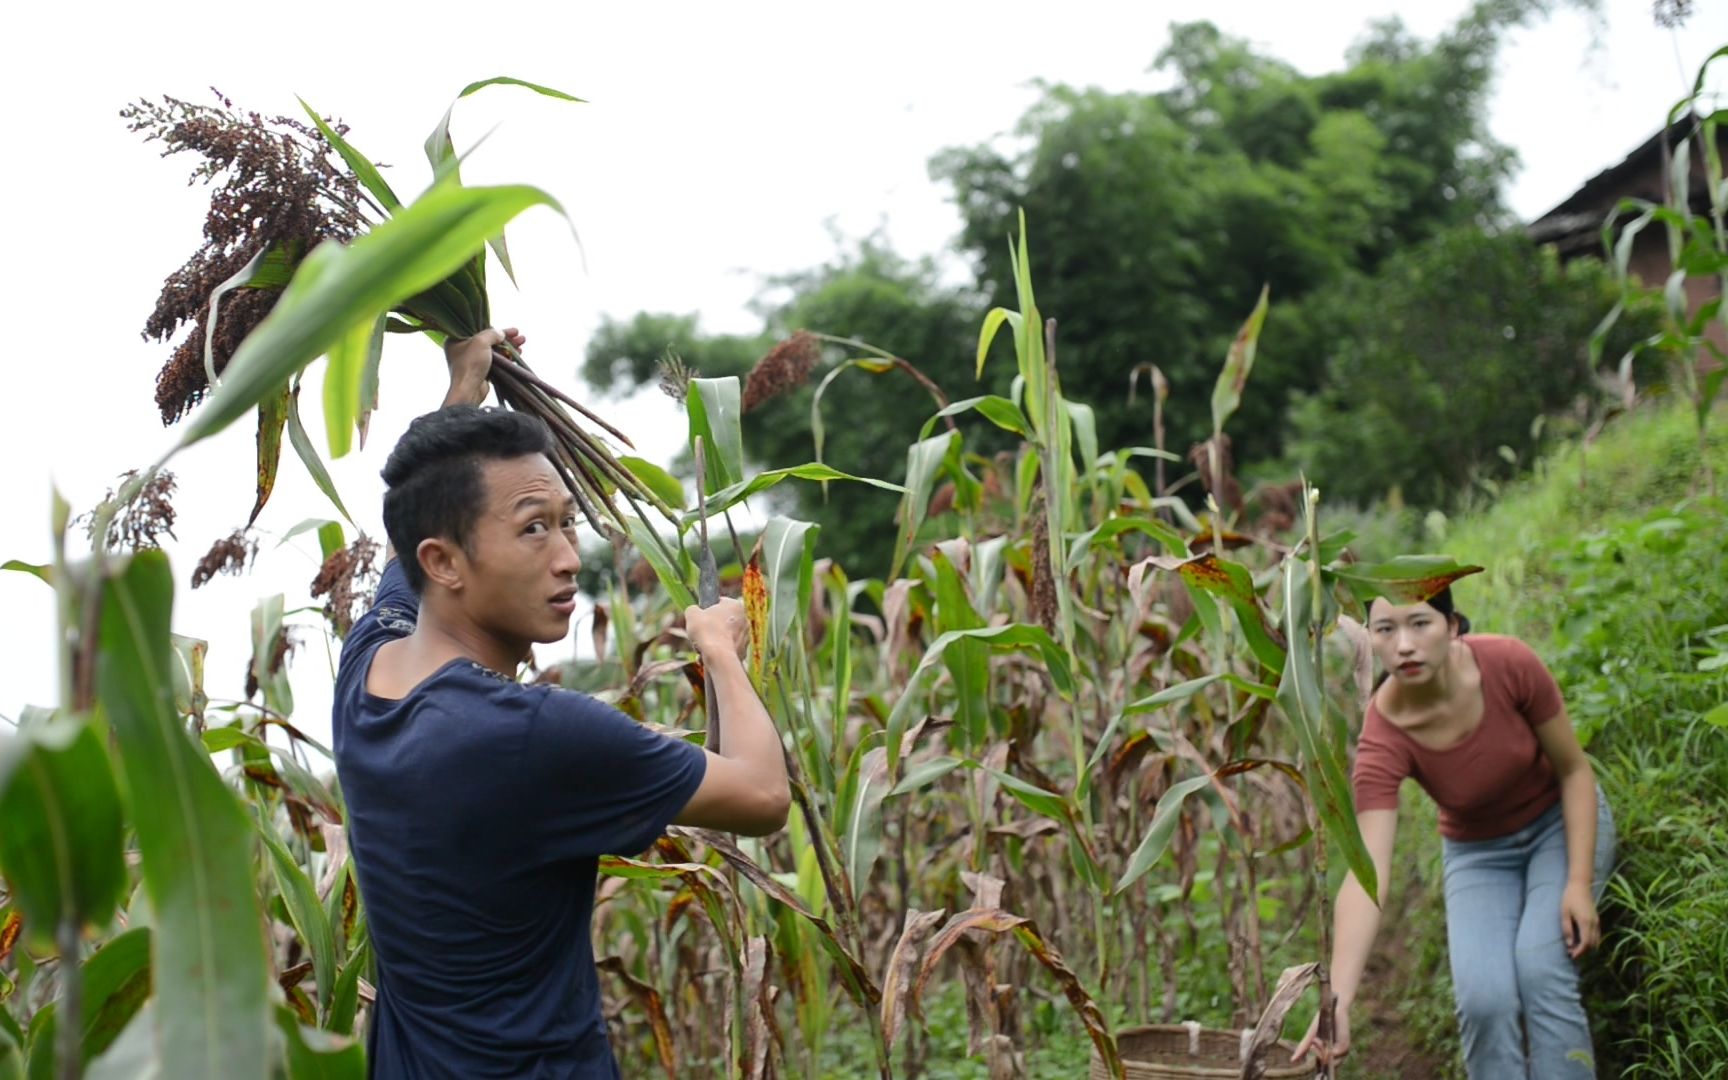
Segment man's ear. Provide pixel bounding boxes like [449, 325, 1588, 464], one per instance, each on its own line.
[417, 537, 466, 594]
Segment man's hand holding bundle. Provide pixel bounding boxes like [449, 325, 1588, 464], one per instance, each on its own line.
[443, 327, 526, 407]
[686, 598, 749, 663]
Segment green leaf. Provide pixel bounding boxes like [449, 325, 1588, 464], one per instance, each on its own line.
[984, 768, 1072, 824]
[826, 565, 854, 757]
[285, 385, 355, 526]
[176, 182, 565, 453]
[325, 944, 365, 1038]
[317, 523, 346, 563]
[1115, 774, 1213, 893]
[3, 561, 52, 586]
[684, 464, 902, 525]
[423, 78, 582, 284]
[355, 314, 388, 453]
[249, 594, 295, 718]
[168, 635, 209, 724]
[812, 357, 935, 492]
[618, 457, 686, 511]
[201, 246, 276, 391]
[1329, 555, 1485, 608]
[77, 927, 154, 1062]
[1065, 401, 1098, 477]
[838, 740, 888, 896]
[248, 387, 290, 526]
[1067, 517, 1187, 571]
[929, 547, 989, 748]
[626, 517, 696, 610]
[885, 624, 1073, 780]
[887, 756, 965, 797]
[276, 519, 337, 549]
[975, 307, 1019, 380]
[1277, 557, 1377, 903]
[297, 98, 402, 214]
[1146, 553, 1286, 674]
[424, 77, 584, 176]
[1702, 702, 1728, 730]
[890, 431, 958, 581]
[323, 314, 386, 460]
[1085, 674, 1219, 790]
[275, 1006, 364, 1080]
[0, 718, 126, 936]
[920, 394, 1029, 439]
[760, 518, 820, 651]
[257, 817, 335, 1016]
[97, 551, 271, 1080]
[687, 377, 745, 493]
[1210, 285, 1270, 436]
[82, 1000, 156, 1080]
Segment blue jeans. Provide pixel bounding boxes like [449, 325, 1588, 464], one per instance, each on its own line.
[1441, 789, 1616, 1079]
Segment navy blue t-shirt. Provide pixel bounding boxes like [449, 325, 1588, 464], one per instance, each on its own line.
[333, 560, 706, 1079]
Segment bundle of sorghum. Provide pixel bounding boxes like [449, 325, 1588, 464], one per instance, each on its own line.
[125, 87, 678, 539]
[124, 90, 371, 424]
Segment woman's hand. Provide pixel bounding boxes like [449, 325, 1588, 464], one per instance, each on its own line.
[1561, 880, 1601, 958]
[1291, 1001, 1351, 1068]
[442, 327, 525, 407]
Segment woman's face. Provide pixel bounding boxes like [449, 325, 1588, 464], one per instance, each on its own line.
[1367, 598, 1458, 687]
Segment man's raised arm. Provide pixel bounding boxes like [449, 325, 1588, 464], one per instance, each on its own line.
[674, 599, 791, 837]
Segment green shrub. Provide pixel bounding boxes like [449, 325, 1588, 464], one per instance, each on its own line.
[1445, 404, 1728, 1077]
[1283, 229, 1657, 509]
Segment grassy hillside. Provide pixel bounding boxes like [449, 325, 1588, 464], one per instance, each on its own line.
[1364, 403, 1728, 1078]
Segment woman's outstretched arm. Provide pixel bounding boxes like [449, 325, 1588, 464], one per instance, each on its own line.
[1292, 807, 1399, 1066]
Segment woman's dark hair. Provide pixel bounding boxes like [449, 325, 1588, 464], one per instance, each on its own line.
[1421, 585, 1472, 636]
[381, 406, 555, 593]
[1368, 585, 1473, 689]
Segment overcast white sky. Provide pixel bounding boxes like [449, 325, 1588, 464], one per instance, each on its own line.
[2, 0, 1723, 746]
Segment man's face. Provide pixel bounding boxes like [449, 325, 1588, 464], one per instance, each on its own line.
[456, 454, 582, 653]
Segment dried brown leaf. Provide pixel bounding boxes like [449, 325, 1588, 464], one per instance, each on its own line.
[880, 908, 946, 1051]
[680, 828, 879, 1008]
[1241, 962, 1319, 1080]
[912, 909, 1120, 1079]
[597, 956, 678, 1078]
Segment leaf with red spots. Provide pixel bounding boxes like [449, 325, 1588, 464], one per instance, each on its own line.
[1142, 553, 1287, 674]
[1210, 285, 1270, 435]
[743, 553, 768, 686]
[0, 910, 21, 968]
[1329, 555, 1485, 608]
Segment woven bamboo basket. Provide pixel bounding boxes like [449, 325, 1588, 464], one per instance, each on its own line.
[1089, 1024, 1317, 1079]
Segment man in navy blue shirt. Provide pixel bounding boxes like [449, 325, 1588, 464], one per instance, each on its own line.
[333, 328, 789, 1078]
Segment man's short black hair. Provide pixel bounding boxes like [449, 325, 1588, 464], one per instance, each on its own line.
[381, 406, 556, 593]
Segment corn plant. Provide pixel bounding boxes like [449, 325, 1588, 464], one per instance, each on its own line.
[1593, 46, 1728, 496]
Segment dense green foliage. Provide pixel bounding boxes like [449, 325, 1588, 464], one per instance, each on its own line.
[1444, 406, 1728, 1077]
[932, 2, 1591, 463]
[1282, 228, 1654, 507]
[1294, 405, 1728, 1078]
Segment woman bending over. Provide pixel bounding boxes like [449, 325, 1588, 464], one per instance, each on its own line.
[1293, 586, 1615, 1078]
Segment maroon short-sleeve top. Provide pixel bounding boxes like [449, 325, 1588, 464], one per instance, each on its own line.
[1350, 634, 1566, 842]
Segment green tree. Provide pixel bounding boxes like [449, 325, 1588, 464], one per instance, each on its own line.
[932, 2, 1592, 466]
[1282, 229, 1649, 507]
[582, 311, 764, 394]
